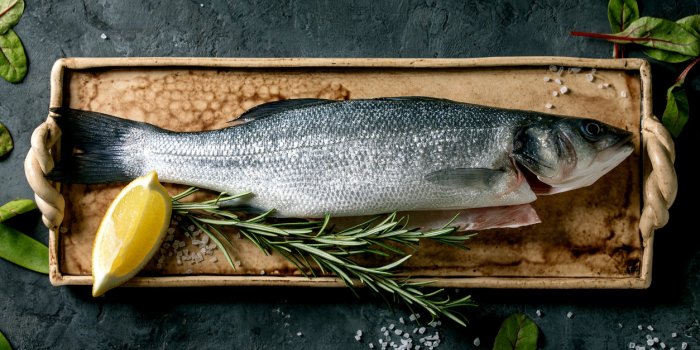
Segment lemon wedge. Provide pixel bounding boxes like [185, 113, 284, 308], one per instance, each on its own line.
[92, 171, 172, 297]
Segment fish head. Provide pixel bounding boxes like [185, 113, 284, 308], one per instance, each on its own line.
[513, 117, 634, 194]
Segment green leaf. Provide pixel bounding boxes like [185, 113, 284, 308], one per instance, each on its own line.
[643, 48, 694, 63]
[0, 0, 24, 34]
[662, 82, 689, 138]
[0, 121, 12, 158]
[580, 17, 700, 57]
[0, 223, 49, 274]
[677, 14, 700, 38]
[0, 199, 36, 223]
[0, 29, 27, 83]
[0, 328, 11, 350]
[607, 0, 639, 33]
[492, 313, 539, 350]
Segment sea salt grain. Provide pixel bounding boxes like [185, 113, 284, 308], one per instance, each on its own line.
[474, 337, 481, 346]
[621, 90, 628, 98]
[555, 78, 563, 85]
[681, 343, 688, 350]
[297, 332, 303, 337]
[660, 343, 666, 349]
[630, 343, 637, 349]
[586, 73, 595, 82]
[389, 324, 395, 330]
[560, 86, 568, 94]
[566, 311, 574, 319]
[552, 91, 559, 97]
[549, 65, 558, 72]
[409, 314, 417, 321]
[400, 317, 405, 324]
[544, 76, 552, 82]
[418, 327, 426, 334]
[672, 333, 678, 338]
[648, 325, 655, 332]
[639, 325, 644, 330]
[395, 329, 403, 335]
[648, 340, 656, 346]
[369, 344, 374, 349]
[100, 33, 107, 40]
[545, 103, 553, 109]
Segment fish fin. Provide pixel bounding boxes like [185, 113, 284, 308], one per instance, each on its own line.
[47, 108, 154, 184]
[424, 168, 506, 189]
[376, 96, 455, 103]
[230, 98, 338, 123]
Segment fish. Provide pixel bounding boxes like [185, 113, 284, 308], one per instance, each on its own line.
[48, 97, 633, 226]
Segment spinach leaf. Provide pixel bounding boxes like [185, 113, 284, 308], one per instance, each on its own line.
[0, 223, 49, 274]
[644, 15, 700, 63]
[677, 14, 700, 38]
[0, 0, 24, 34]
[608, 0, 639, 33]
[0, 199, 36, 223]
[492, 313, 539, 350]
[0, 121, 11, 158]
[662, 81, 689, 138]
[0, 29, 27, 83]
[0, 328, 11, 350]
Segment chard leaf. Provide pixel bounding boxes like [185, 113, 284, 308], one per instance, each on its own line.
[492, 313, 539, 350]
[662, 82, 689, 138]
[0, 29, 27, 83]
[677, 14, 700, 38]
[0, 0, 24, 34]
[0, 121, 11, 158]
[0, 199, 36, 223]
[0, 223, 49, 274]
[574, 17, 700, 57]
[607, 0, 639, 33]
[643, 49, 694, 63]
[0, 329, 11, 350]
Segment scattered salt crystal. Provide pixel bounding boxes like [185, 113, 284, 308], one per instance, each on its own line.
[418, 327, 426, 334]
[566, 311, 574, 319]
[201, 235, 210, 244]
[425, 341, 432, 347]
[619, 323, 624, 328]
[413, 328, 418, 333]
[586, 73, 595, 82]
[415, 314, 421, 319]
[681, 343, 688, 350]
[560, 86, 568, 94]
[209, 256, 218, 263]
[569, 67, 582, 73]
[654, 337, 659, 343]
[414, 346, 420, 350]
[630, 343, 637, 349]
[598, 84, 605, 89]
[557, 67, 564, 76]
[672, 333, 678, 338]
[400, 317, 405, 324]
[389, 324, 395, 330]
[552, 91, 559, 97]
[395, 329, 403, 335]
[545, 103, 554, 109]
[555, 78, 563, 85]
[648, 340, 656, 346]
[409, 314, 417, 321]
[381, 327, 387, 332]
[355, 335, 362, 341]
[436, 321, 441, 326]
[184, 268, 192, 273]
[544, 76, 552, 82]
[384, 331, 389, 337]
[639, 325, 644, 330]
[188, 225, 195, 231]
[474, 337, 481, 346]
[297, 332, 303, 337]
[370, 344, 374, 349]
[621, 90, 628, 98]
[670, 348, 676, 350]
[403, 333, 410, 339]
[536, 309, 542, 317]
[100, 33, 107, 40]
[591, 68, 597, 74]
[260, 270, 266, 275]
[661, 343, 666, 349]
[647, 335, 653, 340]
[549, 65, 558, 72]
[648, 325, 655, 332]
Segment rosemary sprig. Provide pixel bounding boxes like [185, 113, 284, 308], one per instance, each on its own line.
[172, 187, 477, 326]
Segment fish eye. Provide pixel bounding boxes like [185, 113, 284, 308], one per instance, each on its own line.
[581, 121, 602, 141]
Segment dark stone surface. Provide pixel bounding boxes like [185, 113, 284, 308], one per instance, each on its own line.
[1, 0, 699, 349]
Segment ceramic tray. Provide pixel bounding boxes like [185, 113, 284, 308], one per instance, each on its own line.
[24, 57, 677, 289]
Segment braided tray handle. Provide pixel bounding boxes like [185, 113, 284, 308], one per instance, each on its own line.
[639, 114, 677, 244]
[24, 113, 678, 242]
[24, 115, 64, 230]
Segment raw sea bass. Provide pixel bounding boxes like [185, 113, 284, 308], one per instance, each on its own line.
[49, 97, 633, 229]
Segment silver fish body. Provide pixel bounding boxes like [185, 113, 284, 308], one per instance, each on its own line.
[51, 98, 633, 217]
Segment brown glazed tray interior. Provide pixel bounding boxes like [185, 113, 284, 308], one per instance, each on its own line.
[48, 57, 648, 288]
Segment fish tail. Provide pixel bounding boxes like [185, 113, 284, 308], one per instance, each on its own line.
[47, 108, 157, 184]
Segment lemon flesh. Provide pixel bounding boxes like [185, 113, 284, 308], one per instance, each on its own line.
[92, 171, 172, 297]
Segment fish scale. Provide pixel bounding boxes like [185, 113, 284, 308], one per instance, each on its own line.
[50, 97, 633, 219]
[139, 99, 537, 216]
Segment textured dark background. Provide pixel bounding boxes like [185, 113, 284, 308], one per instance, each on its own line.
[1, 1, 699, 349]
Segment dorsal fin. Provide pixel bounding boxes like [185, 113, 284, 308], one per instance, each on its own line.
[375, 96, 456, 104]
[233, 98, 337, 123]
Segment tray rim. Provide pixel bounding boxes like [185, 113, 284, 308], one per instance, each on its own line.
[42, 56, 658, 289]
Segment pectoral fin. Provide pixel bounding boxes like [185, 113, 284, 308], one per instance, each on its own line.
[424, 168, 506, 189]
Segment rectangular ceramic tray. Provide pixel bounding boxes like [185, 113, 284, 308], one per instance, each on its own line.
[43, 57, 657, 289]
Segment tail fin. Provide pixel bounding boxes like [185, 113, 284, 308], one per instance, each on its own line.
[48, 108, 159, 184]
